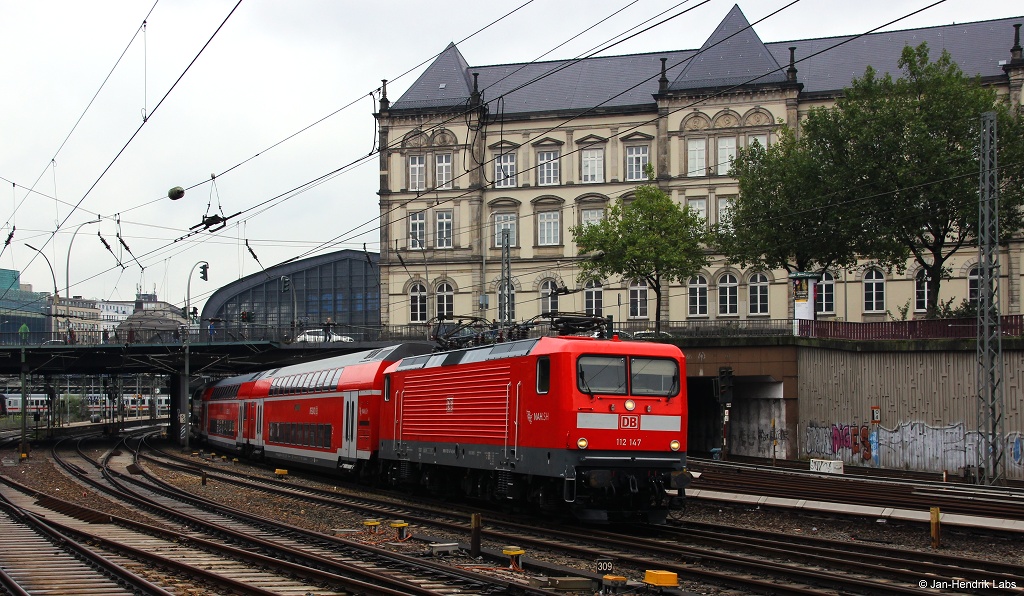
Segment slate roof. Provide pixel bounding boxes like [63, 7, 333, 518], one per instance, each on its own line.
[390, 6, 1022, 115]
[390, 42, 475, 110]
[670, 4, 787, 91]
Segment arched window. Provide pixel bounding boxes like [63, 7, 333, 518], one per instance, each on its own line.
[688, 275, 707, 316]
[541, 280, 559, 314]
[968, 267, 980, 306]
[584, 280, 603, 317]
[629, 280, 648, 319]
[864, 269, 885, 313]
[915, 270, 929, 312]
[409, 283, 427, 323]
[719, 273, 738, 315]
[816, 272, 834, 314]
[436, 283, 454, 320]
[748, 273, 769, 315]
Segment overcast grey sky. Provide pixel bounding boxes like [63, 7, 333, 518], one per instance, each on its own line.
[0, 0, 1017, 311]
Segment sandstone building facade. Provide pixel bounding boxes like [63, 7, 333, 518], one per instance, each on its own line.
[374, 6, 1024, 329]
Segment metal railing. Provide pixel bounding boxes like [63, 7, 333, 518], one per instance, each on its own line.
[1, 315, 1022, 347]
[799, 315, 1024, 340]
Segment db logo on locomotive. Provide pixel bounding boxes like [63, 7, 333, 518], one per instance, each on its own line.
[619, 415, 639, 429]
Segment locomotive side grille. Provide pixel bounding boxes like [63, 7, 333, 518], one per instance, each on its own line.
[399, 363, 512, 441]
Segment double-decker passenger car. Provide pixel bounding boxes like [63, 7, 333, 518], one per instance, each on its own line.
[198, 344, 431, 472]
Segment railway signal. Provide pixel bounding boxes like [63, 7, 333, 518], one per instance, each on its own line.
[718, 366, 733, 404]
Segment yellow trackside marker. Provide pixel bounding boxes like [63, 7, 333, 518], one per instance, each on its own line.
[643, 570, 678, 587]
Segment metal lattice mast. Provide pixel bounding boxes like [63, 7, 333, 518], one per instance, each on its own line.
[499, 229, 512, 326]
[976, 111, 1004, 486]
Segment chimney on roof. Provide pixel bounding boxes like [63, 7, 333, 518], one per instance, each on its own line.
[1012, 24, 1022, 61]
[379, 79, 390, 112]
[470, 72, 481, 107]
[786, 47, 798, 82]
[659, 58, 669, 93]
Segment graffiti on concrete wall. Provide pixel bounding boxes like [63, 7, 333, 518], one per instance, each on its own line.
[804, 423, 873, 461]
[734, 426, 790, 458]
[804, 421, 1024, 474]
[829, 424, 873, 461]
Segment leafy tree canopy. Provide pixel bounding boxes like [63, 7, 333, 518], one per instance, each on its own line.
[719, 126, 863, 275]
[726, 42, 1024, 314]
[571, 177, 709, 331]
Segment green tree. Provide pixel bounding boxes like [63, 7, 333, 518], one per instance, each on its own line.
[719, 126, 863, 276]
[571, 178, 709, 333]
[801, 43, 1024, 313]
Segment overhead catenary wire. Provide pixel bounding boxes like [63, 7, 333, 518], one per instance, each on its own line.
[2, 0, 734, 299]
[1, 0, 161, 236]
[103, 1, 983, 313]
[9, 0, 991, 313]
[0, 0, 243, 307]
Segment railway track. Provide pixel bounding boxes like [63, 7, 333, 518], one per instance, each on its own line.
[689, 458, 1024, 521]
[140, 436, 1024, 595]
[0, 495, 173, 596]
[49, 434, 557, 596]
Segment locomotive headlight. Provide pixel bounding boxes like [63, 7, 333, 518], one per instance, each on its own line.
[646, 405, 652, 413]
[670, 440, 681, 452]
[576, 437, 589, 449]
[624, 399, 635, 411]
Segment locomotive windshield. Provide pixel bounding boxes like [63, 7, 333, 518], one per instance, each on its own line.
[631, 357, 680, 396]
[577, 355, 679, 397]
[577, 356, 627, 394]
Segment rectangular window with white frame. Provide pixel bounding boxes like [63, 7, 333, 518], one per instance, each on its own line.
[408, 211, 425, 249]
[537, 150, 560, 186]
[581, 207, 603, 228]
[408, 155, 425, 191]
[717, 195, 734, 228]
[687, 138, 706, 177]
[435, 153, 452, 189]
[494, 152, 517, 188]
[629, 282, 648, 318]
[494, 213, 517, 247]
[748, 134, 768, 149]
[538, 211, 560, 246]
[687, 197, 707, 222]
[716, 137, 736, 175]
[581, 148, 604, 183]
[625, 145, 649, 181]
[435, 210, 452, 249]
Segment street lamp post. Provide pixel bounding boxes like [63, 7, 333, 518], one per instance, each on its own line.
[183, 260, 208, 450]
[22, 243, 59, 456]
[64, 217, 101, 338]
[24, 243, 59, 338]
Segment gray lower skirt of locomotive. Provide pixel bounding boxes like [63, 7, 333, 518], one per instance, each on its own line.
[380, 440, 688, 493]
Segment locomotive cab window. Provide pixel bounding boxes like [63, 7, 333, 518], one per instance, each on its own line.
[577, 355, 627, 395]
[536, 357, 550, 394]
[630, 357, 680, 397]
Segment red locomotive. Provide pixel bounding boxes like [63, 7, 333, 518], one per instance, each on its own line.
[197, 336, 691, 523]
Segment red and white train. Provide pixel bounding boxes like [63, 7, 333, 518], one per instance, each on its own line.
[197, 337, 691, 523]
[2, 394, 169, 419]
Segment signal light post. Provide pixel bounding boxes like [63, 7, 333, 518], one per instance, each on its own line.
[183, 260, 209, 450]
[717, 366, 733, 461]
[281, 276, 295, 341]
